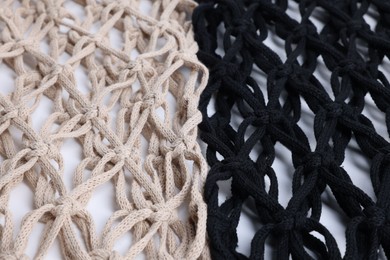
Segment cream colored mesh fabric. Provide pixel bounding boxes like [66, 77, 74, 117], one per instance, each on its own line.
[0, 0, 209, 259]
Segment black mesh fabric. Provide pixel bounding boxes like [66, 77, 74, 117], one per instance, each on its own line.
[192, 0, 390, 259]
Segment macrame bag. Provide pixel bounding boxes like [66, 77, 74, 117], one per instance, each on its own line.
[0, 0, 209, 259]
[193, 0, 390, 259]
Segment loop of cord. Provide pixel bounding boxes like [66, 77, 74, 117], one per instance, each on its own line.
[193, 0, 390, 259]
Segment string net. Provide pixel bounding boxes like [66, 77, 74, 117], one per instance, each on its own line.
[0, 0, 209, 259]
[193, 0, 390, 259]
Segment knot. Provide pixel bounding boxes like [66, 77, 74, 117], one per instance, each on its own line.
[160, 138, 190, 155]
[324, 102, 343, 118]
[345, 19, 369, 34]
[0, 8, 13, 18]
[141, 92, 160, 107]
[46, 6, 60, 20]
[174, 50, 197, 61]
[253, 109, 282, 125]
[363, 206, 387, 228]
[26, 141, 57, 160]
[336, 59, 366, 74]
[12, 39, 34, 50]
[125, 60, 141, 72]
[298, 149, 335, 170]
[274, 64, 293, 79]
[211, 61, 239, 78]
[155, 20, 177, 33]
[52, 196, 83, 217]
[50, 65, 63, 76]
[275, 211, 307, 231]
[253, 110, 270, 125]
[324, 102, 355, 119]
[36, 1, 62, 20]
[92, 34, 103, 44]
[111, 146, 128, 163]
[89, 249, 120, 260]
[0, 105, 29, 124]
[222, 157, 254, 172]
[292, 23, 317, 39]
[150, 204, 176, 223]
[155, 20, 168, 31]
[231, 18, 256, 34]
[0, 108, 17, 123]
[17, 106, 29, 118]
[47, 64, 73, 79]
[126, 59, 154, 77]
[301, 152, 323, 169]
[81, 106, 108, 122]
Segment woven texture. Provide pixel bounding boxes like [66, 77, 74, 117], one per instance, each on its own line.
[0, 0, 209, 259]
[193, 0, 390, 259]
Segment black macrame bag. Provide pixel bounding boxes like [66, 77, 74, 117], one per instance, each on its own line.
[193, 0, 390, 259]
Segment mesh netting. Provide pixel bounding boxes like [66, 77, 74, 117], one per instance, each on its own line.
[0, 0, 209, 259]
[193, 0, 390, 258]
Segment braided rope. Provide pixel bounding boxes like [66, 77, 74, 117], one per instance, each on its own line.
[0, 0, 209, 259]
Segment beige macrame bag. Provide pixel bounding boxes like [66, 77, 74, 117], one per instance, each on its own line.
[0, 0, 209, 259]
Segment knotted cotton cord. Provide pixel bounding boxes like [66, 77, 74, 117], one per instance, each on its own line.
[0, 0, 209, 259]
[193, 0, 390, 259]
